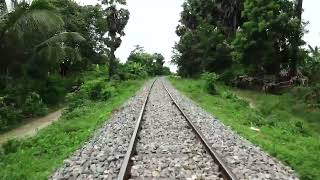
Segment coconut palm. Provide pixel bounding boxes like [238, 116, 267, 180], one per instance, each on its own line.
[0, 0, 85, 76]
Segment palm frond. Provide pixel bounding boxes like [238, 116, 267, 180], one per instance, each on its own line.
[35, 32, 85, 51]
[39, 45, 82, 63]
[10, 9, 64, 38]
[308, 45, 315, 54]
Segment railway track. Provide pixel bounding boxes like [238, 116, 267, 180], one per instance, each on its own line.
[118, 78, 237, 180]
[52, 78, 298, 180]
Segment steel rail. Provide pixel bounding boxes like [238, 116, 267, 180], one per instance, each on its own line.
[161, 80, 238, 180]
[118, 78, 157, 180]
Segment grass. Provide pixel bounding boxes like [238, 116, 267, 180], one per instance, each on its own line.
[169, 77, 320, 180]
[0, 79, 145, 180]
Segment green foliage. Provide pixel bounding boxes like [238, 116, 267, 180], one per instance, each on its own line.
[173, 0, 243, 77]
[40, 75, 71, 105]
[22, 92, 48, 117]
[201, 72, 219, 95]
[0, 89, 48, 132]
[0, 72, 83, 131]
[170, 77, 320, 179]
[0, 0, 132, 132]
[0, 97, 22, 131]
[2, 139, 21, 154]
[219, 64, 247, 84]
[122, 62, 148, 79]
[173, 0, 308, 83]
[0, 0, 7, 16]
[173, 24, 232, 77]
[304, 46, 320, 83]
[124, 46, 171, 78]
[83, 79, 115, 101]
[178, 0, 243, 36]
[66, 76, 117, 113]
[291, 84, 320, 109]
[232, 0, 303, 75]
[103, 1, 130, 78]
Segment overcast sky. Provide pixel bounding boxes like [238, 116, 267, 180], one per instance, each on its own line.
[77, 0, 320, 72]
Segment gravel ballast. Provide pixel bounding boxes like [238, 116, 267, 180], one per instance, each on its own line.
[50, 80, 153, 180]
[163, 78, 299, 180]
[130, 79, 222, 179]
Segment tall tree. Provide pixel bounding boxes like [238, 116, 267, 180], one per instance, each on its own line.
[290, 0, 303, 76]
[173, 23, 231, 77]
[102, 0, 129, 79]
[232, 0, 302, 76]
[177, 0, 243, 37]
[174, 0, 242, 77]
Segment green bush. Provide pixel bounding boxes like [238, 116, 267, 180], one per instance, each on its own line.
[0, 82, 53, 131]
[219, 64, 247, 84]
[87, 80, 105, 100]
[1, 139, 21, 154]
[22, 92, 48, 117]
[65, 79, 116, 112]
[0, 97, 23, 131]
[120, 63, 148, 80]
[40, 75, 71, 105]
[305, 83, 320, 106]
[221, 91, 249, 107]
[291, 84, 320, 108]
[201, 72, 219, 95]
[83, 79, 115, 101]
[221, 91, 237, 99]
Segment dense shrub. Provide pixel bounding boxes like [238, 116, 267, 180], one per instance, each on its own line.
[0, 91, 49, 131]
[305, 84, 320, 107]
[22, 92, 48, 117]
[1, 139, 21, 154]
[82, 79, 115, 101]
[65, 89, 90, 113]
[219, 64, 247, 84]
[0, 97, 23, 131]
[174, 24, 232, 77]
[40, 75, 73, 105]
[291, 84, 320, 108]
[65, 78, 116, 112]
[201, 72, 219, 95]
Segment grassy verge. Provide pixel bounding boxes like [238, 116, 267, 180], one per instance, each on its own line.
[0, 79, 145, 180]
[169, 77, 320, 180]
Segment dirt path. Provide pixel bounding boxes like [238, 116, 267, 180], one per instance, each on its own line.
[0, 109, 63, 145]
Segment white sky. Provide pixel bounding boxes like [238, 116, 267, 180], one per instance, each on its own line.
[302, 1, 320, 48]
[115, 0, 183, 72]
[77, 0, 320, 72]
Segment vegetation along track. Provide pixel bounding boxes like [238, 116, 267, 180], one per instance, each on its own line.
[118, 78, 237, 179]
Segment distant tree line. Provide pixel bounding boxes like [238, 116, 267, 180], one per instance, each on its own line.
[119, 45, 171, 79]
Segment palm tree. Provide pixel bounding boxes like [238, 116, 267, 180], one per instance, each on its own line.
[0, 0, 85, 76]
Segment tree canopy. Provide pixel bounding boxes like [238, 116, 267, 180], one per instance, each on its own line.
[173, 0, 307, 82]
[0, 0, 132, 130]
